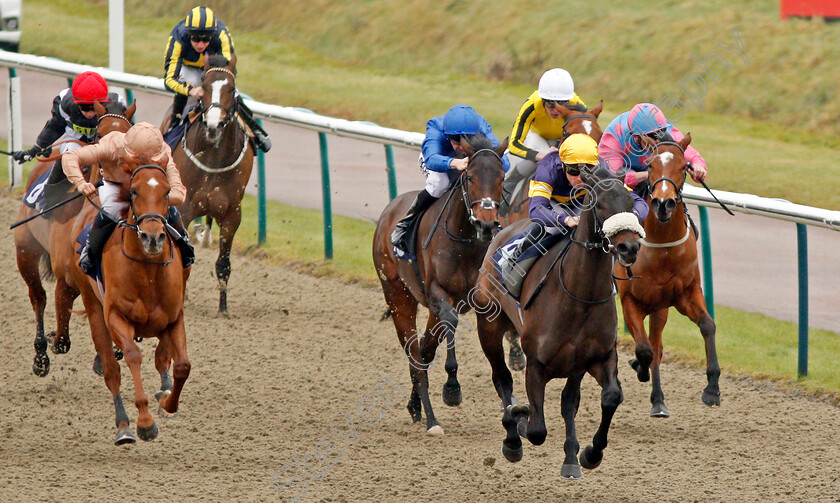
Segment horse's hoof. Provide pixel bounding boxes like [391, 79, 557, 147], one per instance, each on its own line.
[48, 332, 71, 354]
[650, 402, 670, 418]
[156, 390, 178, 418]
[561, 463, 583, 479]
[92, 354, 104, 376]
[507, 403, 530, 437]
[501, 441, 523, 463]
[137, 422, 159, 441]
[441, 382, 462, 407]
[629, 358, 650, 382]
[32, 353, 50, 377]
[579, 445, 603, 470]
[426, 425, 444, 436]
[406, 401, 422, 423]
[508, 345, 526, 371]
[115, 427, 136, 446]
[701, 390, 721, 407]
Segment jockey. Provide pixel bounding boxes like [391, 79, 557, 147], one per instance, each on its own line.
[599, 102, 707, 196]
[390, 104, 510, 259]
[62, 122, 195, 276]
[163, 5, 270, 152]
[502, 68, 588, 213]
[501, 134, 648, 270]
[11, 71, 126, 163]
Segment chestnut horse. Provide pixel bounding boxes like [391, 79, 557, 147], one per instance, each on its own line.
[168, 54, 254, 313]
[373, 135, 507, 435]
[14, 99, 135, 376]
[475, 165, 643, 477]
[501, 101, 604, 371]
[614, 135, 720, 417]
[72, 165, 190, 444]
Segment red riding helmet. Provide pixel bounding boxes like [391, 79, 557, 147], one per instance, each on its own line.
[71, 71, 110, 104]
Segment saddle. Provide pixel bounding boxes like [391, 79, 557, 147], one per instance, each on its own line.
[493, 225, 569, 301]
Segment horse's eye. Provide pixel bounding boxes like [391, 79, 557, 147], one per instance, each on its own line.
[466, 175, 473, 182]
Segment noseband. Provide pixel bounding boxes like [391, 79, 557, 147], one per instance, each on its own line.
[646, 141, 687, 204]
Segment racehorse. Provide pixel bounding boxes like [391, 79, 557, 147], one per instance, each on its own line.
[501, 101, 604, 371]
[614, 134, 720, 417]
[474, 165, 643, 477]
[168, 54, 254, 313]
[72, 165, 190, 445]
[373, 135, 507, 435]
[14, 99, 135, 376]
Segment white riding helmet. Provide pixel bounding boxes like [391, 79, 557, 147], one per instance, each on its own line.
[538, 68, 575, 101]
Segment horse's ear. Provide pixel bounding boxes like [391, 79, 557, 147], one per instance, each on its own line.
[460, 138, 476, 158]
[589, 100, 603, 118]
[494, 137, 509, 159]
[679, 132, 692, 150]
[228, 54, 237, 73]
[634, 133, 657, 153]
[125, 100, 137, 121]
[93, 100, 107, 117]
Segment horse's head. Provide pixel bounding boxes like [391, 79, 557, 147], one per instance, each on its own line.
[127, 165, 171, 256]
[556, 101, 604, 143]
[459, 135, 508, 241]
[200, 54, 237, 144]
[580, 165, 644, 267]
[636, 133, 691, 223]
[95, 99, 135, 138]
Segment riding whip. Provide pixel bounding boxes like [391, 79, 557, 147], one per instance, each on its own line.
[10, 179, 103, 230]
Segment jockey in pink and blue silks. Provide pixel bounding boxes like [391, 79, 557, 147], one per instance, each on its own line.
[599, 103, 708, 195]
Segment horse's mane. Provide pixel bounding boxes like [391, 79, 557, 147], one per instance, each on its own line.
[206, 54, 232, 70]
[462, 133, 493, 151]
[104, 99, 127, 115]
[567, 103, 588, 113]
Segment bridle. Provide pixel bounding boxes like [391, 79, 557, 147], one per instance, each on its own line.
[96, 112, 132, 141]
[118, 165, 174, 265]
[561, 113, 599, 141]
[460, 148, 505, 227]
[646, 140, 687, 205]
[198, 67, 237, 129]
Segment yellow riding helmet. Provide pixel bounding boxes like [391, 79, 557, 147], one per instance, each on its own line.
[185, 6, 218, 33]
[559, 133, 599, 166]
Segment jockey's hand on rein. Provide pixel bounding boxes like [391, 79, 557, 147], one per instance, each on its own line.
[11, 145, 44, 164]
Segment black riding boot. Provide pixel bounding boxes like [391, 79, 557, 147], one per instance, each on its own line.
[166, 206, 195, 268]
[236, 95, 271, 153]
[169, 94, 189, 131]
[390, 190, 438, 258]
[79, 212, 117, 277]
[42, 158, 73, 208]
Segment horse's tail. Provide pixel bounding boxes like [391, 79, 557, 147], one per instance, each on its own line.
[69, 308, 88, 319]
[39, 254, 54, 282]
[380, 309, 392, 322]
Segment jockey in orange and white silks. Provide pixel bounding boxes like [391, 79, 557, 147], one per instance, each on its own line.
[599, 103, 708, 192]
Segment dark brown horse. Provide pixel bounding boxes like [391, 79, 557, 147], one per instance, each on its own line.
[373, 135, 507, 435]
[72, 165, 190, 444]
[169, 54, 253, 313]
[614, 135, 720, 417]
[475, 165, 643, 477]
[500, 101, 604, 371]
[14, 99, 135, 376]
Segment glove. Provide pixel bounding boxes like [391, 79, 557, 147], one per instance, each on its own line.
[11, 145, 44, 164]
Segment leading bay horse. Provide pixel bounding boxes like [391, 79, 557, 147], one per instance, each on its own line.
[475, 165, 643, 477]
[72, 165, 190, 444]
[373, 135, 507, 435]
[14, 99, 135, 376]
[614, 134, 720, 417]
[169, 54, 254, 313]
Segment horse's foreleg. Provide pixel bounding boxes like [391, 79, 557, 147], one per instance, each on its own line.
[524, 359, 548, 447]
[505, 330, 526, 371]
[215, 212, 241, 314]
[559, 372, 585, 479]
[621, 297, 653, 382]
[431, 297, 462, 407]
[581, 348, 623, 474]
[414, 312, 444, 435]
[108, 312, 157, 442]
[159, 314, 190, 416]
[154, 336, 173, 403]
[648, 308, 670, 417]
[676, 288, 720, 407]
[50, 279, 77, 355]
[16, 246, 49, 376]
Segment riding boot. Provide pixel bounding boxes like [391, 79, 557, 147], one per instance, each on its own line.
[390, 189, 438, 259]
[166, 206, 195, 268]
[235, 95, 271, 153]
[42, 158, 73, 208]
[79, 212, 117, 277]
[169, 94, 189, 131]
[499, 223, 545, 279]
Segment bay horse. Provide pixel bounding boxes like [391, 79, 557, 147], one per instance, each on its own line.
[168, 54, 254, 313]
[501, 101, 604, 372]
[373, 135, 507, 435]
[14, 99, 135, 376]
[474, 165, 643, 477]
[614, 134, 720, 417]
[71, 165, 190, 445]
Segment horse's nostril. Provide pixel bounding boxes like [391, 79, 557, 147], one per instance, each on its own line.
[665, 200, 676, 212]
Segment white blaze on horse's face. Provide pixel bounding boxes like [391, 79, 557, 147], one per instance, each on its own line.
[147, 178, 159, 188]
[583, 120, 592, 136]
[658, 152, 674, 167]
[206, 80, 228, 129]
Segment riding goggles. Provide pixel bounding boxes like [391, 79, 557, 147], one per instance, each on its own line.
[543, 99, 569, 109]
[563, 163, 595, 176]
[189, 33, 214, 43]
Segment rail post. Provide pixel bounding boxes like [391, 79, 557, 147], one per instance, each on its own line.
[319, 132, 333, 260]
[257, 118, 267, 245]
[385, 145, 398, 200]
[796, 223, 808, 377]
[7, 67, 21, 187]
[698, 206, 715, 320]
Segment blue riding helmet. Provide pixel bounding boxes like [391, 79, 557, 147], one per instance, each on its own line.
[442, 105, 481, 137]
[628, 103, 671, 136]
